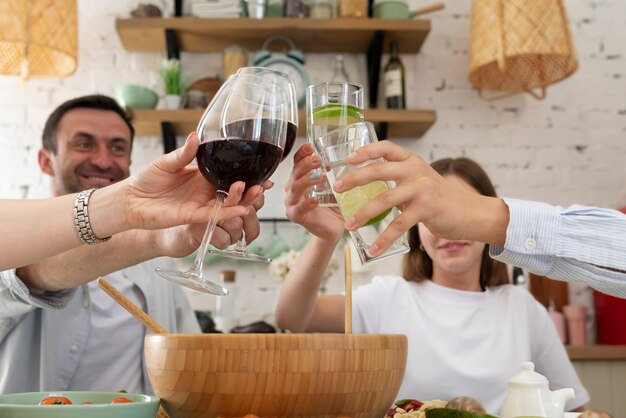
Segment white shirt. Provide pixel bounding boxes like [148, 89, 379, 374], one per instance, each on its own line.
[491, 198, 626, 298]
[68, 271, 146, 393]
[352, 276, 588, 415]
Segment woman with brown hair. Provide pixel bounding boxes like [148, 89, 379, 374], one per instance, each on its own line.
[276, 144, 587, 415]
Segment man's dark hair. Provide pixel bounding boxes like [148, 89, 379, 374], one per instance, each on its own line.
[41, 94, 135, 153]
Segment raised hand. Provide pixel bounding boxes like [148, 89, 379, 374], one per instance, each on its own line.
[333, 140, 508, 255]
[284, 143, 344, 242]
[122, 132, 251, 231]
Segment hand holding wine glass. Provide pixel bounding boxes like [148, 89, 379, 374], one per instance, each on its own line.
[155, 73, 289, 295]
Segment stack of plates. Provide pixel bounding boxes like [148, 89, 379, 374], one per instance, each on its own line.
[190, 0, 242, 17]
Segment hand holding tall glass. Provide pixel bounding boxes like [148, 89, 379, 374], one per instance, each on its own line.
[155, 73, 288, 295]
[313, 122, 409, 264]
[307, 82, 364, 206]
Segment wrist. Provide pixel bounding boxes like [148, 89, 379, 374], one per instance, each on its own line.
[87, 182, 130, 239]
[471, 195, 509, 246]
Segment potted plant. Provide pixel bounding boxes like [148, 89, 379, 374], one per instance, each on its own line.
[160, 58, 182, 109]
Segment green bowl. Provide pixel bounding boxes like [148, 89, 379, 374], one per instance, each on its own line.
[115, 84, 159, 109]
[0, 391, 160, 418]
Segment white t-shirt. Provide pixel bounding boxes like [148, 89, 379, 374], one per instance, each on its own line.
[68, 271, 146, 393]
[352, 276, 589, 415]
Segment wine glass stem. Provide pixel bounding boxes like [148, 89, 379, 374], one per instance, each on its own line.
[233, 235, 247, 252]
[188, 190, 228, 276]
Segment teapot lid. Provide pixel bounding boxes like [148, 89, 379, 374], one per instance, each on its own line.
[508, 361, 548, 384]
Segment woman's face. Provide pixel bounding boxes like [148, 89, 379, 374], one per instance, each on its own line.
[417, 174, 486, 279]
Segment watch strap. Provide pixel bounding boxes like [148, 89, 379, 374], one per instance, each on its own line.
[74, 188, 112, 245]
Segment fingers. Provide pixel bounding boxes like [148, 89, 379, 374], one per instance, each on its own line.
[210, 182, 248, 225]
[223, 181, 246, 206]
[284, 150, 325, 207]
[346, 141, 412, 165]
[333, 160, 397, 193]
[156, 132, 200, 173]
[290, 143, 321, 182]
[213, 217, 244, 248]
[367, 211, 416, 257]
[261, 179, 274, 191]
[293, 142, 314, 165]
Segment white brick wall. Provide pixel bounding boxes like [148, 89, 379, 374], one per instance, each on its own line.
[1, 0, 625, 325]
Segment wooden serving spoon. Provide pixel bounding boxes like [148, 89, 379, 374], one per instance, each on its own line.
[344, 245, 352, 334]
[97, 277, 168, 334]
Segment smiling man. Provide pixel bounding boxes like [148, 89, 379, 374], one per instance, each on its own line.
[0, 95, 264, 395]
[39, 97, 133, 195]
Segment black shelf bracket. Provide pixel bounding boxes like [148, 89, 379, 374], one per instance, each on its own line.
[161, 121, 177, 153]
[378, 122, 388, 140]
[162, 29, 180, 151]
[165, 28, 180, 60]
[366, 30, 385, 108]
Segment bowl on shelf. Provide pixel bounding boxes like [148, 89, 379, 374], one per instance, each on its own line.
[0, 391, 160, 418]
[145, 333, 407, 418]
[115, 84, 159, 109]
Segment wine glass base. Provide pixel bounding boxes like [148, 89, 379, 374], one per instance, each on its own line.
[155, 267, 229, 296]
[206, 249, 271, 263]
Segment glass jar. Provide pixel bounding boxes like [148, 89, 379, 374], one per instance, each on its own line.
[338, 0, 367, 18]
[309, 0, 335, 18]
[222, 45, 248, 79]
[266, 0, 285, 16]
[284, 0, 310, 17]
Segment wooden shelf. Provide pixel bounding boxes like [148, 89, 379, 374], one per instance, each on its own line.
[116, 17, 431, 54]
[567, 345, 626, 361]
[129, 108, 436, 139]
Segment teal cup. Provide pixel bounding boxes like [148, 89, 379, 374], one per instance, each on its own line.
[373, 0, 416, 19]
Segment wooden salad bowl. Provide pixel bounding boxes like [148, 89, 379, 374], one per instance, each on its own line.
[145, 333, 407, 418]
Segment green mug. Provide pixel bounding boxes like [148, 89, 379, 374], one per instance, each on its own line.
[373, 0, 416, 19]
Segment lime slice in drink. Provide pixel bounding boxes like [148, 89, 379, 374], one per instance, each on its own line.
[311, 104, 363, 125]
[335, 180, 391, 226]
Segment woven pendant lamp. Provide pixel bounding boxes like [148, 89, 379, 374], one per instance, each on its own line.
[469, 0, 577, 100]
[0, 0, 77, 79]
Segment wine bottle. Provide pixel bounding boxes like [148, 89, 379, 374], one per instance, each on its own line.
[331, 55, 350, 83]
[383, 41, 406, 109]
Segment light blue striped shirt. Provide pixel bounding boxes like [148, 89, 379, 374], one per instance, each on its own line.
[490, 198, 626, 298]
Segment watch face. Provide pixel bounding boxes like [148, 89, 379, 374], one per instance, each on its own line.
[265, 62, 307, 107]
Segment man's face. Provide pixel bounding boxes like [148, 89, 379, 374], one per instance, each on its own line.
[38, 108, 132, 196]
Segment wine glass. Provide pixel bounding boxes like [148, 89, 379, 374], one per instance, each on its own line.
[236, 67, 298, 160]
[155, 73, 289, 295]
[204, 66, 300, 264]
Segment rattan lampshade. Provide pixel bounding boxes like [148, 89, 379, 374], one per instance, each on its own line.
[469, 0, 577, 100]
[0, 0, 77, 79]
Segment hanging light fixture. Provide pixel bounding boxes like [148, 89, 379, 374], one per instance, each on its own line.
[469, 0, 577, 100]
[0, 0, 77, 79]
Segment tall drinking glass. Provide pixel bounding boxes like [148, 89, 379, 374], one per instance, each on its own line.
[314, 122, 409, 264]
[307, 82, 363, 206]
[155, 73, 289, 295]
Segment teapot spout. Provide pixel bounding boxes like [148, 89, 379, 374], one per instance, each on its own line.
[551, 387, 575, 415]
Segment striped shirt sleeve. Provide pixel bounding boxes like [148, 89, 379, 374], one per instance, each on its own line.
[490, 198, 626, 298]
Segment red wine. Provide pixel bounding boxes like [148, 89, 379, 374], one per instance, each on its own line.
[196, 119, 285, 191]
[281, 121, 298, 161]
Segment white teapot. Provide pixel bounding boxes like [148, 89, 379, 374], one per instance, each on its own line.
[500, 361, 575, 418]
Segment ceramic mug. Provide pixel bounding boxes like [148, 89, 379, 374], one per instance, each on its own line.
[373, 0, 415, 19]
